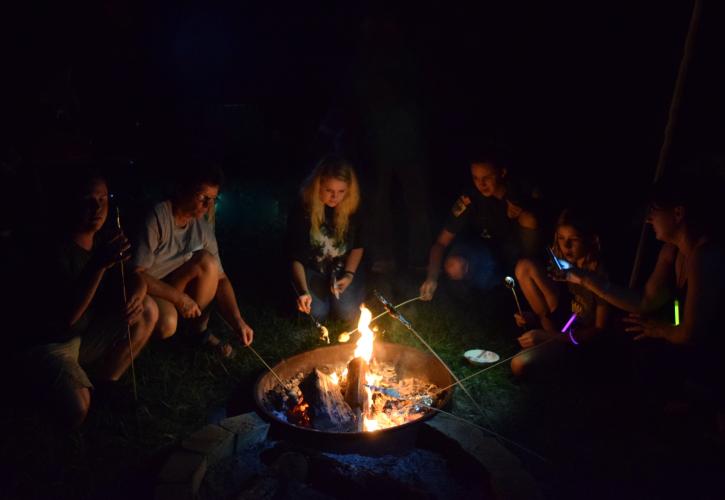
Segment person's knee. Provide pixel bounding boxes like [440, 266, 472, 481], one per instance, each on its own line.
[510, 354, 529, 378]
[135, 296, 158, 340]
[192, 250, 218, 276]
[142, 296, 159, 325]
[444, 256, 468, 281]
[64, 388, 90, 429]
[515, 258, 535, 281]
[156, 310, 178, 339]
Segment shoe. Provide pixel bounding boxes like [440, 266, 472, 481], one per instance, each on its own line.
[199, 330, 235, 359]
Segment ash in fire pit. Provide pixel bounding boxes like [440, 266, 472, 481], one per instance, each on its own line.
[266, 359, 442, 433]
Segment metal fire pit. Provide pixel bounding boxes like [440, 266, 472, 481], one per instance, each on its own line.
[254, 341, 455, 456]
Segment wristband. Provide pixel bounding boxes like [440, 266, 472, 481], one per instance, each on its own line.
[298, 290, 310, 297]
[343, 270, 355, 277]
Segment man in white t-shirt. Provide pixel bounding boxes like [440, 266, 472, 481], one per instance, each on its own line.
[132, 166, 253, 355]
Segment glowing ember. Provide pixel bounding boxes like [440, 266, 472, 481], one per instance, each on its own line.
[353, 305, 374, 362]
[363, 417, 380, 432]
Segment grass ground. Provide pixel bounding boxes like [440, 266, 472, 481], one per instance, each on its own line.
[2, 270, 724, 499]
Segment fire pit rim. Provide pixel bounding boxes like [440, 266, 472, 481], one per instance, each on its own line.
[253, 341, 455, 437]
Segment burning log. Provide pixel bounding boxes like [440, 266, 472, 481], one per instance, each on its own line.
[299, 368, 356, 432]
[344, 357, 370, 432]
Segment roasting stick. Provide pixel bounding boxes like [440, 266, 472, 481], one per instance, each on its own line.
[340, 296, 423, 340]
[290, 281, 329, 343]
[213, 311, 290, 394]
[115, 207, 138, 402]
[434, 338, 563, 395]
[372, 291, 493, 425]
[247, 344, 286, 387]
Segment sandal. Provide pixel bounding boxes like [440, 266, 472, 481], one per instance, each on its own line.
[200, 330, 235, 359]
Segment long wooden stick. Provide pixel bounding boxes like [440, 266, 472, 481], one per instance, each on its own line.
[115, 207, 138, 401]
[629, 0, 703, 287]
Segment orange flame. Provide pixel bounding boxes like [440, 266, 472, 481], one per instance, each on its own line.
[353, 305, 374, 363]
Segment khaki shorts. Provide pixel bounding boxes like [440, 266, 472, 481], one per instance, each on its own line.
[31, 315, 126, 391]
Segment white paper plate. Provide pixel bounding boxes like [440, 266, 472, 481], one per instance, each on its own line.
[463, 349, 500, 365]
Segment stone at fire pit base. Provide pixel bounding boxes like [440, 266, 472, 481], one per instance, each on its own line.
[426, 414, 542, 500]
[220, 413, 271, 452]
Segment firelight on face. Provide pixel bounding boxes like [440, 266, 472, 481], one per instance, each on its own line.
[319, 177, 348, 208]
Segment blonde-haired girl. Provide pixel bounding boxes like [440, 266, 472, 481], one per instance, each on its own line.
[288, 155, 365, 323]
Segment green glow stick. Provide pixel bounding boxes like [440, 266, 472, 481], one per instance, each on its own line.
[674, 299, 680, 326]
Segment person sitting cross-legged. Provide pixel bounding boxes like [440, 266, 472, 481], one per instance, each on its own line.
[132, 162, 253, 357]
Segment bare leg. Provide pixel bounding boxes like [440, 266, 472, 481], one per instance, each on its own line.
[98, 296, 159, 381]
[53, 383, 91, 429]
[154, 250, 219, 336]
[154, 297, 178, 339]
[511, 339, 570, 379]
[165, 251, 219, 307]
[515, 259, 560, 331]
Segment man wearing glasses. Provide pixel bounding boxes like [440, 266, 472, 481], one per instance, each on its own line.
[132, 163, 254, 356]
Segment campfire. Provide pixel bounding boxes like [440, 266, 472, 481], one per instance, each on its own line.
[258, 305, 451, 435]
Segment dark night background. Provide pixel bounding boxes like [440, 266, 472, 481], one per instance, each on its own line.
[2, 2, 725, 498]
[3, 2, 724, 285]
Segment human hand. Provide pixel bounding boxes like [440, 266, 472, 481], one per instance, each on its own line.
[622, 313, 670, 341]
[124, 289, 145, 325]
[517, 329, 551, 348]
[175, 292, 201, 318]
[451, 195, 471, 217]
[332, 274, 352, 296]
[420, 279, 438, 301]
[514, 311, 537, 328]
[550, 267, 586, 285]
[297, 293, 312, 314]
[506, 200, 523, 219]
[238, 321, 254, 346]
[92, 230, 131, 270]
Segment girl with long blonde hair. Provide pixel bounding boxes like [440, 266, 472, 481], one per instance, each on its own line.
[288, 155, 365, 323]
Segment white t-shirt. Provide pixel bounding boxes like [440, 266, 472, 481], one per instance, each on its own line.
[132, 201, 224, 279]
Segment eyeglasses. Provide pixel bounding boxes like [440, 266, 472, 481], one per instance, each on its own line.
[197, 194, 218, 206]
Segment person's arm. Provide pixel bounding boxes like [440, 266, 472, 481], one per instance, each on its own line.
[563, 244, 676, 313]
[291, 260, 312, 314]
[626, 245, 721, 345]
[67, 232, 130, 326]
[334, 248, 363, 295]
[135, 268, 201, 318]
[420, 229, 455, 300]
[123, 271, 147, 325]
[67, 265, 107, 327]
[216, 275, 253, 345]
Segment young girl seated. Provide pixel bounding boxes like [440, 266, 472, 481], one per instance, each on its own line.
[510, 209, 609, 378]
[287, 155, 365, 323]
